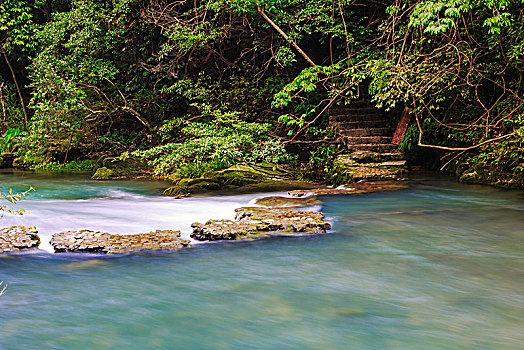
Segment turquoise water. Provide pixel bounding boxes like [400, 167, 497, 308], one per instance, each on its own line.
[0, 171, 523, 349]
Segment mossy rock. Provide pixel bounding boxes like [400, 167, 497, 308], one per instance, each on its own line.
[164, 163, 317, 196]
[91, 156, 150, 180]
[163, 178, 221, 196]
[457, 165, 523, 189]
[91, 167, 117, 180]
[328, 152, 408, 187]
[255, 196, 321, 207]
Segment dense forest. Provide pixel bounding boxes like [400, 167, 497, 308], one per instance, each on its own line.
[1, 0, 523, 187]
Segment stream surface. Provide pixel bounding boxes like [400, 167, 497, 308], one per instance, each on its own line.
[0, 170, 523, 349]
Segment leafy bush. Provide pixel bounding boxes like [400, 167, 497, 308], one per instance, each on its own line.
[128, 105, 292, 177]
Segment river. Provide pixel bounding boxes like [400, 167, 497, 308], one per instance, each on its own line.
[0, 170, 523, 349]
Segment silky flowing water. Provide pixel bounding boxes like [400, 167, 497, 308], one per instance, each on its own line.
[0, 170, 523, 349]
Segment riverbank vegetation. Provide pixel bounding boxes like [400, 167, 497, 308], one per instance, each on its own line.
[1, 0, 523, 187]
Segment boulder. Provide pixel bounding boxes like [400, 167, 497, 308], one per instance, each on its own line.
[91, 156, 150, 180]
[255, 196, 322, 207]
[50, 229, 191, 254]
[0, 226, 40, 253]
[289, 179, 411, 197]
[190, 206, 331, 241]
[164, 163, 317, 196]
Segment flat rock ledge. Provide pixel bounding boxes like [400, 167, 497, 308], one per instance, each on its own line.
[50, 229, 191, 254]
[289, 180, 411, 197]
[0, 226, 41, 253]
[191, 207, 331, 241]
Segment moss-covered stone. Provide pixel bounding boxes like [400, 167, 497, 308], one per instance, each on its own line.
[456, 164, 523, 189]
[91, 156, 150, 180]
[164, 163, 318, 196]
[328, 151, 408, 187]
[91, 167, 117, 180]
[289, 179, 411, 197]
[255, 196, 321, 207]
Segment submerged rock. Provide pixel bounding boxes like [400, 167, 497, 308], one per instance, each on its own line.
[50, 229, 191, 254]
[0, 226, 40, 253]
[164, 163, 317, 196]
[191, 206, 331, 241]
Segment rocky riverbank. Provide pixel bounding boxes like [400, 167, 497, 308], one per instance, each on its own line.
[0, 161, 410, 254]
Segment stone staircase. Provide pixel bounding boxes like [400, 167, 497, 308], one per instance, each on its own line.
[328, 99, 398, 152]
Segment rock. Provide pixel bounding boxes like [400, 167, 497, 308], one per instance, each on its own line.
[164, 162, 318, 196]
[91, 167, 116, 180]
[91, 156, 150, 180]
[0, 226, 40, 253]
[50, 229, 191, 254]
[458, 170, 479, 184]
[190, 206, 331, 241]
[328, 151, 408, 187]
[289, 180, 411, 197]
[255, 196, 322, 207]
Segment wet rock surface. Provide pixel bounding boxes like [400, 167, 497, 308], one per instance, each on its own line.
[0, 226, 40, 253]
[50, 229, 191, 254]
[191, 206, 331, 241]
[255, 196, 322, 207]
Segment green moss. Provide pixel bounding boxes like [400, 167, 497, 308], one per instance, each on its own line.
[91, 156, 150, 180]
[327, 152, 408, 187]
[91, 167, 117, 180]
[164, 163, 317, 196]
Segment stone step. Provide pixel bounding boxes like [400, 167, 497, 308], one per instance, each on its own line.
[343, 143, 399, 151]
[342, 136, 393, 145]
[337, 127, 394, 137]
[329, 106, 377, 115]
[329, 113, 386, 122]
[332, 120, 395, 129]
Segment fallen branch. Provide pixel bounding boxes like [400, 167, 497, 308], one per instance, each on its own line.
[257, 6, 316, 67]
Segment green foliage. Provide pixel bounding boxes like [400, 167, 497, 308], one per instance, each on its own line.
[0, 186, 34, 215]
[129, 104, 292, 177]
[1, 128, 21, 152]
[308, 145, 337, 179]
[2, 0, 523, 185]
[0, 82, 25, 132]
[31, 159, 93, 172]
[0, 0, 45, 52]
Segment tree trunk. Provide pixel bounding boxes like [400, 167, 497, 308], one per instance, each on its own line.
[2, 50, 28, 124]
